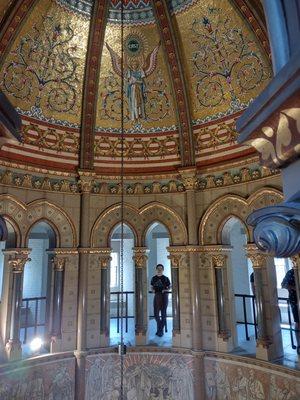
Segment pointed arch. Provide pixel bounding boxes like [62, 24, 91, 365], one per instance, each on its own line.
[0, 195, 77, 247]
[199, 187, 283, 245]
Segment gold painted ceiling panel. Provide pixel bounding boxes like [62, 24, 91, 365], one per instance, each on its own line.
[0, 0, 90, 127]
[96, 23, 177, 134]
[174, 0, 272, 125]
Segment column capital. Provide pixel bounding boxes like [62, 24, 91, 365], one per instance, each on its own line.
[178, 167, 198, 191]
[246, 243, 267, 268]
[5, 248, 31, 273]
[212, 254, 227, 268]
[168, 253, 182, 269]
[52, 256, 66, 271]
[291, 254, 300, 270]
[132, 247, 149, 268]
[77, 169, 96, 193]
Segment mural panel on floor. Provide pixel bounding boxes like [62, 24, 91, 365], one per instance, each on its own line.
[86, 352, 195, 400]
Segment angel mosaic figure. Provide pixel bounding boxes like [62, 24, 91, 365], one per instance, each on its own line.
[106, 42, 160, 122]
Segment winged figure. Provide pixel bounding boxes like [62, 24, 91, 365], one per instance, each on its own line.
[106, 41, 160, 121]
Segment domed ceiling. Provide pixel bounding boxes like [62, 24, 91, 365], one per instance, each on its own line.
[0, 0, 271, 175]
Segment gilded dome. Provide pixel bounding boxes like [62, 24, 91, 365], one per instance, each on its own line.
[0, 0, 271, 175]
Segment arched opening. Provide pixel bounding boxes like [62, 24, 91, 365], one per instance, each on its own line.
[221, 217, 254, 352]
[109, 223, 135, 346]
[146, 222, 172, 346]
[21, 221, 56, 353]
[0, 219, 16, 300]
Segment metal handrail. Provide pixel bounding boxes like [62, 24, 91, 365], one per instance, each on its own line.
[21, 296, 47, 344]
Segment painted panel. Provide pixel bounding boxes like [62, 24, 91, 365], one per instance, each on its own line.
[0, 356, 75, 399]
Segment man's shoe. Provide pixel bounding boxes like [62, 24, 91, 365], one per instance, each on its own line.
[157, 331, 163, 337]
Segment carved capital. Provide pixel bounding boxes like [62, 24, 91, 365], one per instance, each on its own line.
[179, 167, 198, 191]
[246, 252, 267, 268]
[168, 253, 182, 269]
[212, 254, 227, 268]
[77, 170, 95, 193]
[291, 254, 300, 270]
[132, 247, 148, 268]
[218, 329, 231, 340]
[52, 256, 66, 271]
[7, 250, 31, 273]
[256, 336, 272, 349]
[99, 255, 111, 269]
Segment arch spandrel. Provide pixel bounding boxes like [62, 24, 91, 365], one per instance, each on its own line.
[0, 195, 77, 247]
[91, 202, 187, 248]
[199, 188, 283, 245]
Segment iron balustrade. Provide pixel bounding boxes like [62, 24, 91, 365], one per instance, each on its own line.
[110, 290, 172, 333]
[235, 294, 298, 349]
[21, 296, 46, 344]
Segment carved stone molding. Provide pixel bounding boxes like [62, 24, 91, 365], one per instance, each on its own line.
[77, 170, 96, 193]
[6, 249, 31, 273]
[212, 254, 227, 268]
[132, 247, 149, 268]
[179, 167, 198, 191]
[52, 257, 66, 272]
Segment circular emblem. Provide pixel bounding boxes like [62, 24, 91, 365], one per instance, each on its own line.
[125, 34, 144, 57]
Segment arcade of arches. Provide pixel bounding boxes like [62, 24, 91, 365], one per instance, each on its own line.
[1, 1, 300, 399]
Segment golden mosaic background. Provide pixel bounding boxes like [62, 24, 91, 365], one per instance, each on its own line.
[96, 23, 177, 133]
[0, 0, 90, 126]
[174, 0, 272, 123]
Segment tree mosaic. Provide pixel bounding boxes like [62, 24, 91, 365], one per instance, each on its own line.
[2, 15, 80, 116]
[190, 6, 270, 111]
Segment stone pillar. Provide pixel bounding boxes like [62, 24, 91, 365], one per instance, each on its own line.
[180, 168, 202, 351]
[167, 249, 181, 345]
[99, 250, 111, 347]
[211, 253, 234, 352]
[50, 254, 66, 353]
[4, 249, 30, 361]
[247, 244, 283, 361]
[133, 247, 148, 345]
[75, 171, 94, 400]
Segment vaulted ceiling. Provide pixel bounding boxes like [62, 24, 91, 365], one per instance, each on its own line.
[0, 0, 271, 175]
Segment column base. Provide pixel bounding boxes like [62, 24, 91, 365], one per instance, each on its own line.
[135, 332, 147, 345]
[217, 331, 234, 352]
[50, 336, 62, 353]
[100, 333, 109, 347]
[5, 339, 22, 361]
[172, 331, 181, 347]
[256, 338, 282, 361]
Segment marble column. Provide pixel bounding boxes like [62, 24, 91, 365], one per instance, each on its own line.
[99, 251, 111, 347]
[180, 168, 202, 351]
[247, 244, 283, 361]
[50, 255, 66, 353]
[133, 247, 148, 345]
[4, 249, 30, 361]
[167, 249, 182, 346]
[211, 254, 233, 348]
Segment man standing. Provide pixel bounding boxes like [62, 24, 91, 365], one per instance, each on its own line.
[281, 268, 300, 353]
[151, 264, 170, 337]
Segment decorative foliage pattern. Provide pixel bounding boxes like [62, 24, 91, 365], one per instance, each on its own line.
[94, 133, 179, 159]
[190, 7, 270, 110]
[22, 121, 79, 153]
[2, 16, 79, 113]
[194, 118, 238, 152]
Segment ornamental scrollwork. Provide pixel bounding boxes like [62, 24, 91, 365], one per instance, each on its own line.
[2, 16, 80, 115]
[191, 7, 270, 110]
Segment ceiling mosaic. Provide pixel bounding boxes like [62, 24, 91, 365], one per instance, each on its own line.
[96, 24, 177, 134]
[0, 0, 90, 128]
[173, 0, 271, 125]
[0, 0, 271, 174]
[55, 0, 196, 23]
